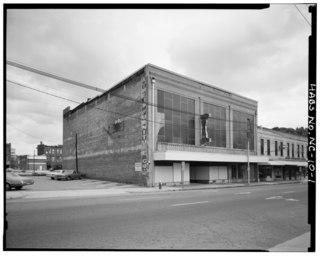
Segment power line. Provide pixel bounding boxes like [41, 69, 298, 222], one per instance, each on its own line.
[7, 122, 61, 144]
[294, 4, 311, 27]
[7, 59, 105, 93]
[7, 58, 256, 126]
[7, 79, 80, 104]
[8, 79, 255, 134]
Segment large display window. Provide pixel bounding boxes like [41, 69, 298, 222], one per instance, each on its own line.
[157, 90, 195, 145]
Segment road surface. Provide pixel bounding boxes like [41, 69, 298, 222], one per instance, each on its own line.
[5, 183, 309, 250]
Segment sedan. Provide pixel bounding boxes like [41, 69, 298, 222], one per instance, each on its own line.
[46, 169, 64, 180]
[55, 170, 82, 181]
[6, 172, 34, 191]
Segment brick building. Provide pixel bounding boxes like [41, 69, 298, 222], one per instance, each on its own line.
[17, 155, 47, 171]
[63, 64, 271, 186]
[37, 141, 63, 169]
[6, 143, 11, 168]
[257, 127, 307, 181]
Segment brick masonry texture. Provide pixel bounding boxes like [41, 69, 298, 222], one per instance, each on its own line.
[63, 71, 148, 186]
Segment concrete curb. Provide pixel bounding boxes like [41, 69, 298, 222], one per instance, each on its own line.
[268, 232, 310, 252]
[6, 180, 305, 200]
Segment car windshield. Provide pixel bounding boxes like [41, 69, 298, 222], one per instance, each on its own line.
[65, 170, 74, 174]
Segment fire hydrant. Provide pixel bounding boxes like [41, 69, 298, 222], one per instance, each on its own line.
[159, 180, 162, 190]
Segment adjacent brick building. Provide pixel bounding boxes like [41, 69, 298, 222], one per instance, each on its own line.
[257, 127, 308, 181]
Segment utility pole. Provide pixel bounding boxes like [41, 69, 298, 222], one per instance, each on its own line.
[33, 149, 35, 172]
[75, 133, 79, 173]
[247, 118, 251, 185]
[181, 161, 185, 190]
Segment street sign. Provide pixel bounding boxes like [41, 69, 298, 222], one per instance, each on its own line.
[135, 162, 142, 172]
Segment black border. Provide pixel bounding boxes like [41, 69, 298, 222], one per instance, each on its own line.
[3, 2, 316, 253]
[308, 4, 317, 253]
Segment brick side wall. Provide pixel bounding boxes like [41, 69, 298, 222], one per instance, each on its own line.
[63, 72, 148, 186]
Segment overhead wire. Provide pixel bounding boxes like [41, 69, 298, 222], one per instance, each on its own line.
[7, 59, 257, 126]
[7, 59, 105, 93]
[8, 79, 255, 135]
[7, 122, 61, 144]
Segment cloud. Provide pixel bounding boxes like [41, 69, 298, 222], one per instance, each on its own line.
[5, 5, 310, 155]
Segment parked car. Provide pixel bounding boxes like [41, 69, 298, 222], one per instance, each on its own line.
[6, 171, 34, 191]
[6, 168, 24, 174]
[46, 169, 64, 180]
[33, 170, 51, 176]
[55, 170, 82, 181]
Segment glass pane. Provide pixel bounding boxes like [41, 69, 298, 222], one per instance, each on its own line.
[165, 123, 172, 142]
[157, 90, 164, 113]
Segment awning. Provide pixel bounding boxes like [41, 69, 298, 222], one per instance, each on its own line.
[154, 151, 269, 163]
[258, 160, 307, 167]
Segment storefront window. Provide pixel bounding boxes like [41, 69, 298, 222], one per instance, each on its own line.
[233, 110, 254, 150]
[292, 144, 295, 158]
[157, 90, 195, 145]
[203, 103, 227, 147]
[260, 139, 264, 155]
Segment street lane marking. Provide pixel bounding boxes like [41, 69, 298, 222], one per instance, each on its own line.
[266, 196, 283, 200]
[234, 192, 251, 195]
[119, 196, 164, 201]
[285, 198, 299, 202]
[171, 201, 209, 207]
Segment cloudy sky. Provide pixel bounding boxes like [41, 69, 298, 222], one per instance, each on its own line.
[6, 3, 312, 155]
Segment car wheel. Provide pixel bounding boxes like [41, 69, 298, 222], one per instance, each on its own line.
[51, 177, 54, 180]
[66, 177, 71, 181]
[6, 183, 11, 191]
[15, 186, 23, 190]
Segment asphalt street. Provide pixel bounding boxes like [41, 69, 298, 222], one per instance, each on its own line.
[5, 183, 309, 250]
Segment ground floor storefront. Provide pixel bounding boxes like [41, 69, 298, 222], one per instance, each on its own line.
[153, 159, 307, 186]
[154, 161, 260, 185]
[152, 151, 268, 186]
[258, 164, 307, 182]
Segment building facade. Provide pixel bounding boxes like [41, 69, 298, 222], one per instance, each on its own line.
[63, 64, 269, 186]
[17, 155, 47, 171]
[257, 127, 307, 181]
[6, 143, 11, 168]
[37, 141, 63, 169]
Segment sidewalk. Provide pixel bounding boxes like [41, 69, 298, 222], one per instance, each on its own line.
[6, 180, 306, 200]
[6, 179, 306, 200]
[268, 232, 310, 252]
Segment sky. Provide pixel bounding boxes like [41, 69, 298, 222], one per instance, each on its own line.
[5, 3, 312, 155]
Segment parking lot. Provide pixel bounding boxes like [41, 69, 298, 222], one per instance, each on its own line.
[10, 175, 139, 192]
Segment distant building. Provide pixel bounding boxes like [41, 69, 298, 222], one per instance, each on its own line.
[10, 147, 18, 168]
[17, 155, 47, 171]
[6, 143, 11, 168]
[37, 141, 63, 169]
[257, 127, 307, 181]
